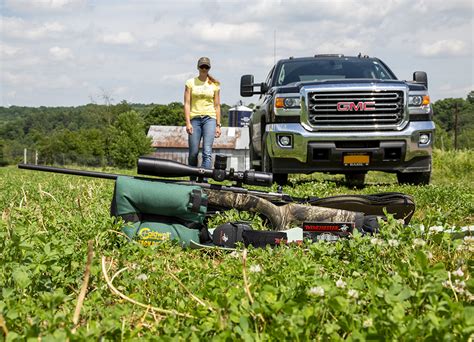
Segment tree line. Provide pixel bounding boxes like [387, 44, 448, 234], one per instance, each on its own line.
[432, 92, 474, 150]
[0, 93, 472, 168]
[0, 101, 232, 167]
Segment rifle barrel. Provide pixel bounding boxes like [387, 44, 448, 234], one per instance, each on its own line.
[18, 163, 121, 180]
[17, 163, 289, 202]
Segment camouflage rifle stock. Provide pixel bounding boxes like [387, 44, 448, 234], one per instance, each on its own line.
[18, 161, 365, 232]
[136, 157, 365, 230]
[206, 190, 362, 231]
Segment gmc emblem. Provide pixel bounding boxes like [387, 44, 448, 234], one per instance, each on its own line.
[337, 101, 376, 111]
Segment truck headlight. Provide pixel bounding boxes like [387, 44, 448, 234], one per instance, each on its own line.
[284, 97, 301, 108]
[277, 134, 293, 148]
[419, 133, 431, 145]
[275, 97, 301, 109]
[409, 95, 430, 107]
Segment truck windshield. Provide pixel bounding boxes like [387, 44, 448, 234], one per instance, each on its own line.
[276, 59, 395, 86]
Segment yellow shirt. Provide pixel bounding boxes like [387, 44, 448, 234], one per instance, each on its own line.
[185, 77, 220, 118]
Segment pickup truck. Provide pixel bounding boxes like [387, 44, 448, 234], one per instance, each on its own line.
[240, 54, 434, 186]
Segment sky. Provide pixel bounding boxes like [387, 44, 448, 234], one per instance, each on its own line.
[0, 0, 473, 107]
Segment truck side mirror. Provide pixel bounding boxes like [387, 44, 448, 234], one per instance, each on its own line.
[413, 71, 428, 89]
[241, 75, 255, 97]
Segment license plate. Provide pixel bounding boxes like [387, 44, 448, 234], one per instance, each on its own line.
[343, 154, 370, 166]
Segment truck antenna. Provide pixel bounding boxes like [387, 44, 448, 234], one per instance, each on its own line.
[274, 29, 276, 65]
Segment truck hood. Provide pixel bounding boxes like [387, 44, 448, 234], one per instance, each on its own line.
[275, 79, 427, 94]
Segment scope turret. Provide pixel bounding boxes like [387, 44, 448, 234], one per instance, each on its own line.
[137, 157, 273, 187]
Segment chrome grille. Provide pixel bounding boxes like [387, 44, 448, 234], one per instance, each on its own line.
[307, 90, 405, 129]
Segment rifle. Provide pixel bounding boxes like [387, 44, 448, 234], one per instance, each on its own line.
[18, 155, 369, 232]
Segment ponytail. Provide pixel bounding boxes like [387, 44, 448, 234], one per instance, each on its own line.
[207, 74, 220, 85]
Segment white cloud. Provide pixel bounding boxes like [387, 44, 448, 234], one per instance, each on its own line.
[5, 0, 86, 11]
[317, 39, 366, 55]
[161, 72, 195, 82]
[191, 21, 263, 43]
[413, 0, 473, 13]
[112, 86, 129, 96]
[2, 70, 74, 90]
[250, 56, 276, 69]
[5, 56, 42, 68]
[219, 0, 400, 26]
[143, 40, 159, 49]
[49, 46, 74, 60]
[1, 0, 472, 106]
[437, 83, 473, 97]
[51, 75, 74, 89]
[2, 17, 65, 40]
[3, 71, 36, 86]
[0, 43, 21, 57]
[419, 40, 469, 57]
[99, 32, 136, 45]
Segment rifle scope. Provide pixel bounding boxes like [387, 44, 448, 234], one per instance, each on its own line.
[137, 156, 273, 187]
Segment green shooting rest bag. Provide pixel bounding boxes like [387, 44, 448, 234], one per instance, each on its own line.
[110, 176, 208, 247]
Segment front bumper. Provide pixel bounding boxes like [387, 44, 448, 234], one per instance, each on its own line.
[265, 121, 435, 174]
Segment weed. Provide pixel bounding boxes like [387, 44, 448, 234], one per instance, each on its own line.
[0, 150, 472, 339]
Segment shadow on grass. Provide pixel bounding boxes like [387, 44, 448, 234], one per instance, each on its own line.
[287, 170, 399, 189]
[288, 177, 397, 189]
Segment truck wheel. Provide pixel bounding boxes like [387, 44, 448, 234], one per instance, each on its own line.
[262, 141, 271, 173]
[345, 173, 366, 189]
[273, 173, 289, 185]
[262, 140, 288, 185]
[249, 145, 261, 171]
[397, 171, 431, 185]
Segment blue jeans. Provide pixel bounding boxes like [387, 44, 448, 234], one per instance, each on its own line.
[188, 116, 216, 170]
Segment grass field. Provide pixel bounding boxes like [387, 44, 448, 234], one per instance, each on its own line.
[1, 149, 473, 340]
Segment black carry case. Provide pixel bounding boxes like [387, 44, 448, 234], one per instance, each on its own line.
[303, 192, 415, 224]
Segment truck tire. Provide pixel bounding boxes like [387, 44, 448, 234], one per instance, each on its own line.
[249, 144, 261, 171]
[262, 140, 271, 173]
[397, 171, 431, 185]
[273, 173, 289, 186]
[345, 172, 366, 189]
[262, 140, 288, 185]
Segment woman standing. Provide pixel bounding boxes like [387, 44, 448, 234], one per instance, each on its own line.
[184, 57, 221, 172]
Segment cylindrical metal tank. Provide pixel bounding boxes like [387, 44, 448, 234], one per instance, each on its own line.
[228, 105, 253, 127]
